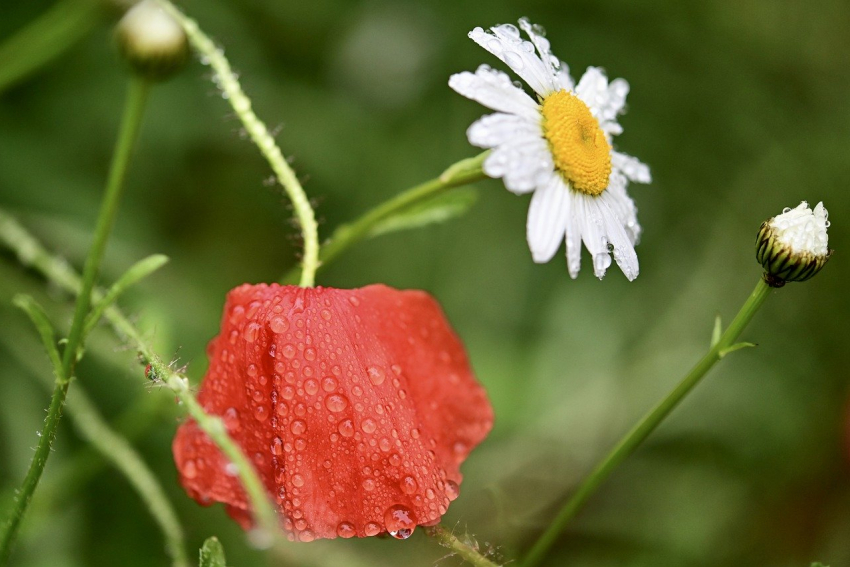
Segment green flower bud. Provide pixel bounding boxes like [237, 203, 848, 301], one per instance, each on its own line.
[756, 201, 831, 287]
[116, 0, 188, 81]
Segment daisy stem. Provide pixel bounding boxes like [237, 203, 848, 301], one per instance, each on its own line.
[0, 208, 281, 546]
[0, 76, 149, 565]
[281, 151, 488, 284]
[424, 525, 502, 567]
[156, 0, 320, 288]
[0, 0, 103, 95]
[521, 277, 773, 567]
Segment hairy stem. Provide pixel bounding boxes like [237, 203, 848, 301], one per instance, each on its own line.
[0, 209, 280, 543]
[0, 77, 149, 564]
[156, 0, 319, 288]
[521, 278, 773, 567]
[282, 152, 488, 284]
[424, 524, 502, 567]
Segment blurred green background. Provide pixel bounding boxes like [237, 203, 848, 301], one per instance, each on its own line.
[1, 0, 849, 565]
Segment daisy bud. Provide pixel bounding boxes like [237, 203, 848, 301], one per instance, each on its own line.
[116, 0, 188, 81]
[173, 283, 493, 541]
[756, 201, 831, 287]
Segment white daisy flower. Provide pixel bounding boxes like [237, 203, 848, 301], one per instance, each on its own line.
[449, 18, 651, 280]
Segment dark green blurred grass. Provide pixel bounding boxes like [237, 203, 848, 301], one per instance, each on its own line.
[1, 0, 849, 565]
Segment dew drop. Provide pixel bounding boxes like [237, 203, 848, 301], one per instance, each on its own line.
[445, 480, 459, 501]
[400, 475, 418, 495]
[321, 309, 332, 321]
[290, 420, 307, 435]
[367, 366, 386, 386]
[298, 530, 315, 542]
[362, 478, 376, 491]
[223, 407, 241, 432]
[292, 474, 305, 487]
[253, 405, 269, 421]
[348, 296, 361, 307]
[282, 344, 296, 359]
[337, 521, 356, 538]
[244, 322, 261, 343]
[385, 505, 416, 540]
[322, 376, 338, 392]
[338, 419, 355, 437]
[182, 459, 198, 479]
[325, 394, 349, 412]
[269, 316, 289, 334]
[246, 364, 258, 377]
[362, 418, 377, 434]
[304, 379, 318, 396]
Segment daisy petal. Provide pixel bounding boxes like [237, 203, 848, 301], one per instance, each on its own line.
[467, 112, 543, 148]
[564, 203, 582, 279]
[573, 192, 613, 279]
[526, 174, 570, 263]
[518, 18, 564, 84]
[612, 151, 652, 184]
[603, 172, 641, 244]
[484, 137, 553, 194]
[576, 68, 629, 126]
[449, 65, 540, 120]
[598, 195, 640, 281]
[469, 25, 558, 97]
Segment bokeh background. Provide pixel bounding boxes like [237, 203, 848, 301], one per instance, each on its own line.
[1, 0, 849, 565]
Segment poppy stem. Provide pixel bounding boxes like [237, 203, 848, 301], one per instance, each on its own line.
[424, 524, 502, 567]
[155, 0, 320, 288]
[0, 209, 281, 550]
[521, 277, 773, 567]
[0, 76, 150, 564]
[280, 151, 489, 284]
[0, 0, 103, 95]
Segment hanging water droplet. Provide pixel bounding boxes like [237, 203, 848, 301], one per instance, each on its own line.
[385, 504, 416, 540]
[337, 521, 356, 538]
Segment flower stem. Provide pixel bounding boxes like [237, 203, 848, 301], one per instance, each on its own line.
[521, 277, 773, 567]
[0, 0, 103, 95]
[0, 209, 280, 544]
[424, 524, 502, 567]
[156, 0, 319, 288]
[281, 152, 488, 284]
[0, 77, 149, 565]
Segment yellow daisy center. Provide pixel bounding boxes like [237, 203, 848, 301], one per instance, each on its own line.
[541, 90, 612, 196]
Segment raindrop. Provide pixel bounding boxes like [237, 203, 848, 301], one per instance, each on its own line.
[282, 344, 296, 359]
[325, 394, 349, 412]
[362, 418, 377, 434]
[445, 480, 459, 501]
[269, 316, 289, 334]
[290, 420, 307, 435]
[367, 366, 386, 386]
[364, 522, 381, 536]
[223, 407, 241, 432]
[304, 379, 319, 396]
[271, 437, 284, 455]
[384, 505, 416, 540]
[337, 521, 356, 538]
[292, 474, 305, 487]
[338, 419, 355, 437]
[504, 51, 524, 71]
[322, 376, 338, 392]
[298, 530, 315, 542]
[182, 459, 198, 479]
[253, 406, 269, 421]
[362, 478, 376, 491]
[348, 296, 361, 307]
[400, 476, 418, 495]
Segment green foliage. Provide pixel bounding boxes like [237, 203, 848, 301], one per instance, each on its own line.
[12, 295, 62, 381]
[199, 537, 227, 567]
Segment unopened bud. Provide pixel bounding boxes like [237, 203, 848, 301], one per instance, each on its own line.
[756, 201, 831, 287]
[116, 0, 188, 81]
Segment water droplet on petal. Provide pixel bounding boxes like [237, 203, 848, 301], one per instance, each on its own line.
[385, 505, 416, 540]
[182, 459, 198, 479]
[269, 316, 289, 333]
[364, 522, 381, 536]
[223, 407, 241, 432]
[290, 420, 306, 435]
[338, 419, 355, 437]
[445, 480, 459, 501]
[400, 476, 418, 495]
[337, 521, 356, 538]
[367, 366, 386, 386]
[325, 394, 349, 412]
[362, 418, 377, 434]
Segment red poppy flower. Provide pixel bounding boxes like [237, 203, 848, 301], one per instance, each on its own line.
[173, 283, 494, 541]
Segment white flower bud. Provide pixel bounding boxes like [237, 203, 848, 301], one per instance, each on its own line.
[116, 0, 188, 81]
[756, 201, 831, 286]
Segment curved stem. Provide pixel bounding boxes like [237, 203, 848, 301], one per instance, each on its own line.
[282, 152, 488, 284]
[424, 524, 502, 567]
[521, 278, 773, 567]
[157, 0, 319, 288]
[0, 77, 149, 564]
[0, 209, 280, 544]
[0, 0, 103, 95]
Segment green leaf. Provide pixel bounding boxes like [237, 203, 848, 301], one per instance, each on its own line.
[710, 314, 722, 347]
[198, 536, 227, 567]
[367, 187, 478, 238]
[810, 563, 829, 567]
[82, 254, 169, 340]
[12, 294, 64, 382]
[718, 342, 757, 358]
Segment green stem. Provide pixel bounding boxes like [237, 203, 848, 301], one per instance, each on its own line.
[0, 210, 280, 544]
[156, 0, 319, 288]
[521, 277, 773, 567]
[0, 0, 103, 95]
[281, 152, 488, 284]
[0, 77, 149, 564]
[424, 525, 502, 567]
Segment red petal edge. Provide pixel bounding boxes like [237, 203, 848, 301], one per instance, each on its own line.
[173, 284, 494, 541]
